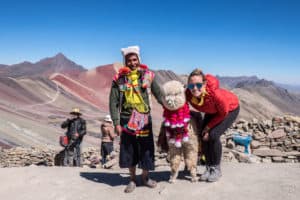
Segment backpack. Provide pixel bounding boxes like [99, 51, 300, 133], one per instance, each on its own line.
[59, 135, 69, 147]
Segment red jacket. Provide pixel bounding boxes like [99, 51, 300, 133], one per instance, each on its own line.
[186, 74, 239, 129]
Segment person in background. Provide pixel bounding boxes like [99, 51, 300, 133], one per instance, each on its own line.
[185, 69, 239, 182]
[61, 107, 86, 167]
[100, 114, 115, 166]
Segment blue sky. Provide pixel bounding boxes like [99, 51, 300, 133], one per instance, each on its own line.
[0, 0, 299, 84]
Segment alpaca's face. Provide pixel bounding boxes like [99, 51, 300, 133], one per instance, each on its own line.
[162, 80, 186, 111]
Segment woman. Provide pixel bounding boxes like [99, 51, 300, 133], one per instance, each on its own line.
[185, 69, 240, 182]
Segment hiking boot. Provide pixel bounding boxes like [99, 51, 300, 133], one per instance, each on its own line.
[200, 166, 210, 181]
[207, 165, 222, 182]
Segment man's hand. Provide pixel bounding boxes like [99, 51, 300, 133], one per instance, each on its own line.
[202, 132, 209, 141]
[74, 132, 79, 138]
[115, 125, 122, 136]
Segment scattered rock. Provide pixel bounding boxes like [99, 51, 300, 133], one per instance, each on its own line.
[226, 139, 235, 149]
[284, 115, 300, 123]
[253, 148, 285, 157]
[225, 115, 300, 163]
[268, 129, 286, 139]
[252, 118, 259, 124]
[250, 140, 261, 149]
[223, 151, 239, 163]
[272, 157, 284, 162]
[103, 158, 118, 169]
[253, 131, 266, 140]
[261, 157, 272, 163]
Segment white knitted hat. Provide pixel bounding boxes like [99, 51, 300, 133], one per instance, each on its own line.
[121, 45, 141, 64]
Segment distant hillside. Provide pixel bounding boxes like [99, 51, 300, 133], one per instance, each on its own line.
[49, 63, 125, 111]
[91, 66, 300, 119]
[217, 75, 260, 89]
[1, 53, 300, 148]
[276, 83, 300, 94]
[232, 79, 300, 119]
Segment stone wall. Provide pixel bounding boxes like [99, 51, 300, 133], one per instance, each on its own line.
[0, 146, 101, 168]
[222, 115, 300, 163]
[1, 115, 299, 167]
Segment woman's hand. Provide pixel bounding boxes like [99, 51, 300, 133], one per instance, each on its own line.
[202, 126, 210, 141]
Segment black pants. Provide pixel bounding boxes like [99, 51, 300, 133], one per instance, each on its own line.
[202, 106, 240, 166]
[119, 114, 155, 170]
[119, 132, 155, 170]
[63, 140, 82, 167]
[101, 142, 114, 164]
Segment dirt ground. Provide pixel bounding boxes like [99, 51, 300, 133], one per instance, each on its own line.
[0, 163, 299, 200]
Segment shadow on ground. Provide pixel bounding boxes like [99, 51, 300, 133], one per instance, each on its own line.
[80, 169, 195, 187]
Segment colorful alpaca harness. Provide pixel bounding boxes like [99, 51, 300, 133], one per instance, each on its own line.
[163, 103, 190, 141]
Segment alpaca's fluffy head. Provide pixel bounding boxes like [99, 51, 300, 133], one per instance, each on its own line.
[162, 80, 185, 111]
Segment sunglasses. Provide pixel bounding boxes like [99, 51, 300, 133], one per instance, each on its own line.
[187, 83, 203, 90]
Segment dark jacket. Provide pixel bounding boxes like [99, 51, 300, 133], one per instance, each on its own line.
[61, 117, 87, 142]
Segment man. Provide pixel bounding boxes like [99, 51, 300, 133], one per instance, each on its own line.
[109, 46, 162, 193]
[100, 114, 115, 165]
[61, 107, 86, 167]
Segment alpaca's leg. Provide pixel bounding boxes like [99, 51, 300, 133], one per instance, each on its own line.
[169, 145, 182, 183]
[183, 141, 199, 182]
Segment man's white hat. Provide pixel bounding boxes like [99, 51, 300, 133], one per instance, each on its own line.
[121, 45, 141, 64]
[70, 107, 82, 115]
[104, 114, 112, 122]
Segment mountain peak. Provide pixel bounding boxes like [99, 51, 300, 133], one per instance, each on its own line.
[0, 53, 86, 78]
[20, 61, 33, 65]
[38, 53, 69, 64]
[235, 78, 275, 88]
[54, 53, 67, 59]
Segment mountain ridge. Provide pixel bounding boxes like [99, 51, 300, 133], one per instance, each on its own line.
[0, 53, 86, 78]
[0, 53, 299, 148]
